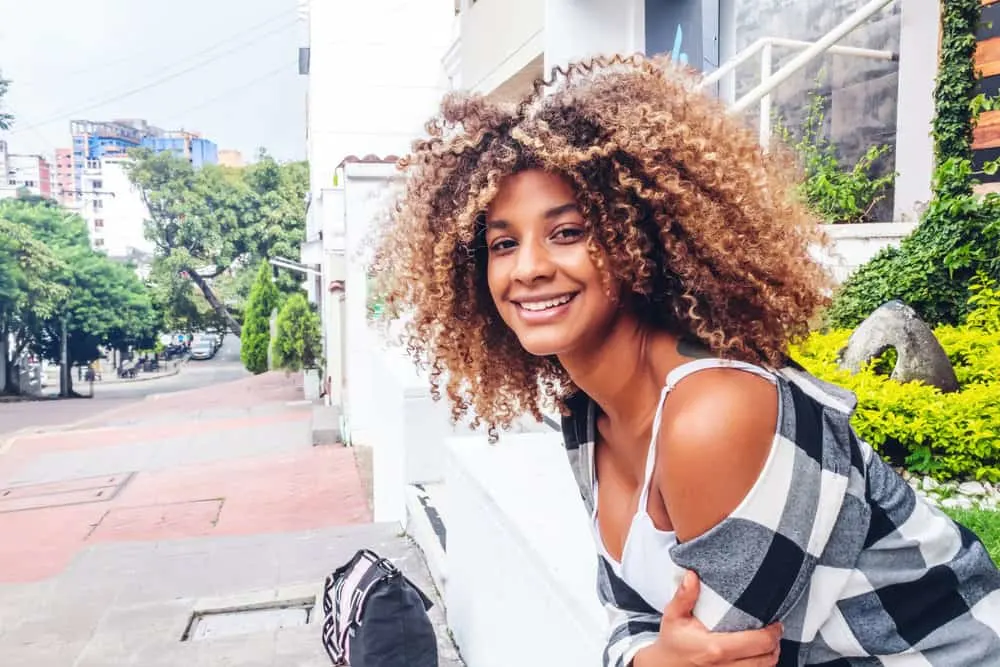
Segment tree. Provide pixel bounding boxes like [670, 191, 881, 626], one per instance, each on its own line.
[241, 262, 280, 374]
[0, 199, 157, 396]
[0, 72, 13, 131]
[0, 212, 68, 391]
[126, 149, 309, 336]
[272, 293, 322, 372]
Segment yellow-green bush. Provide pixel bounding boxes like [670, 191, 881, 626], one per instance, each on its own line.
[791, 323, 1000, 482]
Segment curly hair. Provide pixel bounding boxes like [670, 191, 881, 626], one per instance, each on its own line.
[371, 54, 832, 430]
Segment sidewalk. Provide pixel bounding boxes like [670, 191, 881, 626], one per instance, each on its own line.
[0, 372, 461, 666]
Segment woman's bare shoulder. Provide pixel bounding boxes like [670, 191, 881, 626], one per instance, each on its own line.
[656, 368, 779, 543]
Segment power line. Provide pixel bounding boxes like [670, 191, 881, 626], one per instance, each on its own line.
[15, 8, 299, 89]
[161, 61, 297, 125]
[13, 19, 299, 133]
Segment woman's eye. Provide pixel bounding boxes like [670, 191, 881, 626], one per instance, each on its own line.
[489, 238, 516, 253]
[552, 226, 584, 243]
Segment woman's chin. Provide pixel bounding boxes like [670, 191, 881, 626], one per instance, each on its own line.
[516, 332, 574, 358]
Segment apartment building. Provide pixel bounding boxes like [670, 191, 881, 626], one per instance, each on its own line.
[0, 141, 52, 200]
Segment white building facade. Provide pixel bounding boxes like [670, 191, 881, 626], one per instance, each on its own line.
[77, 157, 154, 266]
[0, 141, 52, 200]
[298, 0, 455, 424]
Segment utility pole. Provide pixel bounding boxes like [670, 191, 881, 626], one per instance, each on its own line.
[60, 316, 69, 398]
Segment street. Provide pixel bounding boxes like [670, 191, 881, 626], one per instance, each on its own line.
[0, 338, 459, 666]
[0, 336, 248, 439]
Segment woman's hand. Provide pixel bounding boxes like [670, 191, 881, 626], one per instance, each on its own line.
[633, 572, 782, 667]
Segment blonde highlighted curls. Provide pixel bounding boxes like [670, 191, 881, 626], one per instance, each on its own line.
[371, 54, 831, 431]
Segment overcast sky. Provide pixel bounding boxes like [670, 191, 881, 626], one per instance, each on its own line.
[0, 0, 307, 162]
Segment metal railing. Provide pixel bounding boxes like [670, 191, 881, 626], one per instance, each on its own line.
[697, 0, 898, 148]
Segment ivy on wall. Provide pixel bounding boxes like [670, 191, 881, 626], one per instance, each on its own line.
[933, 0, 982, 174]
[826, 0, 999, 328]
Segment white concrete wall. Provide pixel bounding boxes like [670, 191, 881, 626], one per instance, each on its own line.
[445, 433, 607, 667]
[544, 0, 645, 72]
[891, 0, 940, 222]
[816, 221, 916, 284]
[460, 0, 544, 94]
[306, 0, 454, 195]
[341, 162, 400, 452]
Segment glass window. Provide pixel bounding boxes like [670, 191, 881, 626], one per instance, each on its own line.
[724, 0, 901, 219]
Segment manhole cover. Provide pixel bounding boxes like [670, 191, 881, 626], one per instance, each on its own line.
[0, 473, 133, 513]
[182, 598, 314, 641]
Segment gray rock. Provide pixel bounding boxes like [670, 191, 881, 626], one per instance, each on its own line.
[922, 476, 940, 492]
[941, 497, 973, 510]
[958, 481, 987, 496]
[838, 301, 959, 392]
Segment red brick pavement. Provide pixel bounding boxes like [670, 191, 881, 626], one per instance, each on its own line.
[0, 373, 370, 583]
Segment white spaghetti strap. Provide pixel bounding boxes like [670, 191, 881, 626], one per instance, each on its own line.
[664, 358, 776, 392]
[637, 383, 672, 507]
[636, 358, 776, 513]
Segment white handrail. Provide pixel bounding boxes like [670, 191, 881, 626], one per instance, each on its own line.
[731, 0, 897, 114]
[700, 37, 769, 89]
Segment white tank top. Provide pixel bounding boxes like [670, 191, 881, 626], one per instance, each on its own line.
[590, 358, 777, 613]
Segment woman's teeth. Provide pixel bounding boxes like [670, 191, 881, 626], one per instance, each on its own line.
[519, 295, 573, 311]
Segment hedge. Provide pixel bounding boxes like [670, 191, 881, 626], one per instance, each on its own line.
[791, 324, 1000, 482]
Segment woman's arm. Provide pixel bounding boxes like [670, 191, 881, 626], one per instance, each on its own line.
[658, 369, 851, 635]
[598, 541, 782, 667]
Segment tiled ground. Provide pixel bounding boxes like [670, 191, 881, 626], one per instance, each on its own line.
[0, 372, 461, 666]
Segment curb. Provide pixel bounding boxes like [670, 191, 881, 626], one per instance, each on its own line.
[88, 359, 189, 387]
[0, 361, 191, 452]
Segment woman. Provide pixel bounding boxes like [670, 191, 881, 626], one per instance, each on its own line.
[372, 55, 1000, 666]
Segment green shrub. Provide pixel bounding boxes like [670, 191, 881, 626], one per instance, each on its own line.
[792, 300, 1000, 481]
[241, 262, 279, 374]
[272, 292, 322, 372]
[777, 90, 894, 225]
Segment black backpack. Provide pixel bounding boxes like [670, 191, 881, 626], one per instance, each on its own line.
[322, 549, 438, 666]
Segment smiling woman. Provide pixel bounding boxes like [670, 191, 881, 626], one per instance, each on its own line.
[371, 55, 1000, 667]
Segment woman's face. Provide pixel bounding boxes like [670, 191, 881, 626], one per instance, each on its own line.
[485, 169, 619, 357]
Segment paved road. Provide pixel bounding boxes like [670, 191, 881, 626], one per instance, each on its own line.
[0, 368, 459, 666]
[0, 337, 248, 438]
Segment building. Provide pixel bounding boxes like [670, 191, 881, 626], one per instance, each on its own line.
[53, 148, 75, 207]
[67, 119, 218, 258]
[141, 131, 219, 169]
[0, 141, 52, 200]
[77, 156, 153, 263]
[217, 149, 245, 168]
[297, 0, 455, 419]
[453, 0, 932, 222]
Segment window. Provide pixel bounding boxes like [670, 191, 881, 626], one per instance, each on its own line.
[92, 180, 103, 190]
[94, 238, 105, 247]
[86, 159, 100, 169]
[24, 180, 36, 188]
[93, 199, 103, 210]
[94, 219, 104, 229]
[6, 179, 15, 186]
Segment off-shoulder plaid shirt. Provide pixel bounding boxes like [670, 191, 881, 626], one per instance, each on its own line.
[560, 361, 1000, 667]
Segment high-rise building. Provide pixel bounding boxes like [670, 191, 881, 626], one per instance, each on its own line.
[141, 130, 219, 169]
[67, 119, 219, 260]
[53, 147, 75, 207]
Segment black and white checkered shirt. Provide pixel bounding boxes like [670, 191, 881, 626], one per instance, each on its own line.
[560, 361, 1000, 667]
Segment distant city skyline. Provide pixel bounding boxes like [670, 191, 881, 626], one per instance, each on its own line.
[0, 0, 306, 163]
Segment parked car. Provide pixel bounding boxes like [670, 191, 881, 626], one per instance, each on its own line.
[190, 339, 216, 361]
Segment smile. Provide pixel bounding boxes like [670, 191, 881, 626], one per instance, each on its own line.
[515, 293, 576, 311]
[511, 293, 578, 322]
